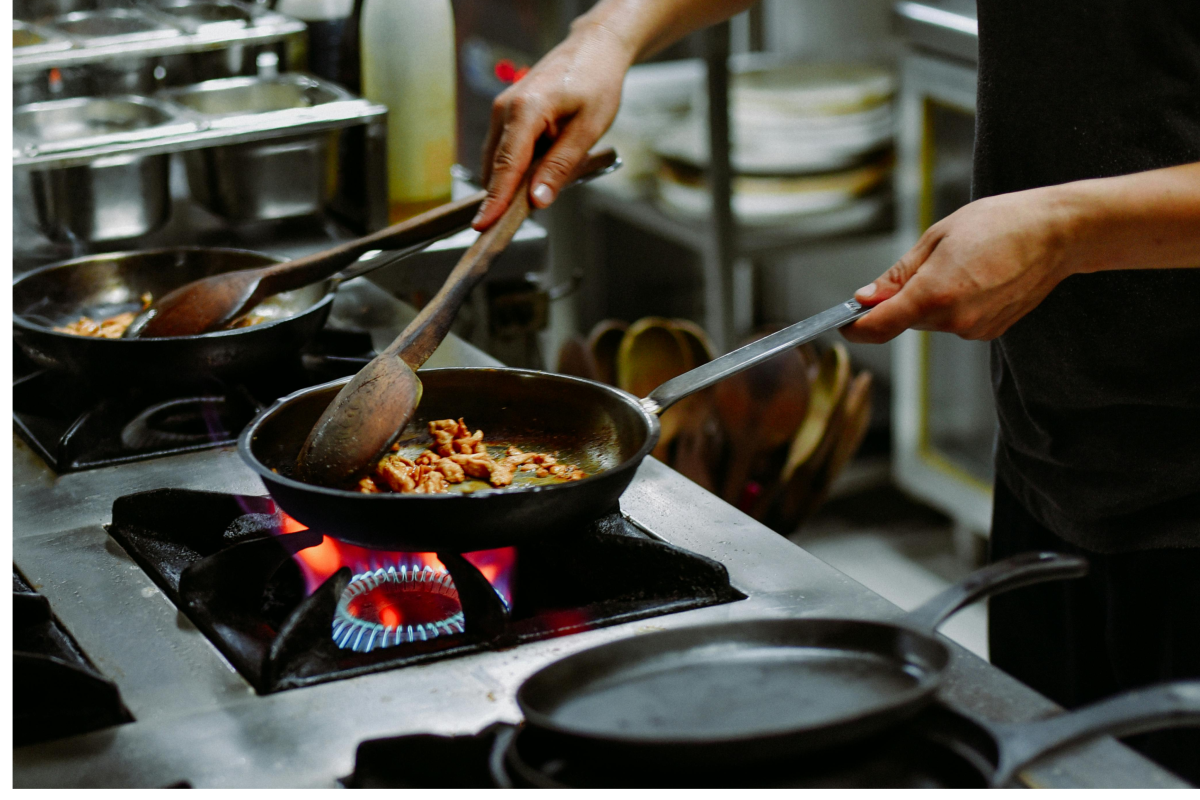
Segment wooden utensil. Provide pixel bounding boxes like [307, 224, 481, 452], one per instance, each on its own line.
[616, 317, 694, 461]
[294, 148, 619, 488]
[713, 329, 811, 507]
[126, 149, 619, 339]
[586, 320, 629, 386]
[789, 371, 873, 526]
[664, 318, 719, 491]
[555, 335, 600, 380]
[780, 343, 852, 484]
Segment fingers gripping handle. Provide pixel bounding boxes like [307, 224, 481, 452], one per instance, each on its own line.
[903, 552, 1089, 633]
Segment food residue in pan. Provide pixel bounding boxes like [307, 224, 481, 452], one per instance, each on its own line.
[358, 418, 587, 495]
[53, 292, 266, 338]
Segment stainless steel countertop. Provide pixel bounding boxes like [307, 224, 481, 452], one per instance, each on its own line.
[12, 281, 1188, 788]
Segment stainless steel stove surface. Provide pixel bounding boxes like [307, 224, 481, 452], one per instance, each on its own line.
[12, 280, 1189, 788]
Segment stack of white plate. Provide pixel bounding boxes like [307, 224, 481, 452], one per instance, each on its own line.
[654, 61, 895, 229]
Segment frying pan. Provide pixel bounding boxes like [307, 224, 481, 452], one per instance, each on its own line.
[501, 681, 1200, 788]
[238, 300, 869, 552]
[512, 552, 1088, 770]
[11, 243, 437, 389]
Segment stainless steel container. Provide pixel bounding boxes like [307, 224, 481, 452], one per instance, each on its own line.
[14, 0, 95, 21]
[154, 0, 262, 84]
[15, 97, 180, 242]
[170, 75, 344, 222]
[50, 9, 181, 96]
[51, 8, 182, 43]
[13, 21, 74, 105]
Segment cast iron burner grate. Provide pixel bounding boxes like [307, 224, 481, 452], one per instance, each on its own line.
[13, 570, 134, 747]
[105, 489, 746, 694]
[12, 328, 376, 474]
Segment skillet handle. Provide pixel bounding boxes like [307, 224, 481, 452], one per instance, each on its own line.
[988, 680, 1200, 788]
[640, 300, 867, 416]
[903, 552, 1088, 634]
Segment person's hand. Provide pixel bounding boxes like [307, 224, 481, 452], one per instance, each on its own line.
[472, 21, 635, 230]
[843, 187, 1077, 343]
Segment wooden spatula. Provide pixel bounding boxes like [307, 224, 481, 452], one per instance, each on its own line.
[125, 150, 619, 339]
[295, 148, 620, 489]
[124, 194, 486, 339]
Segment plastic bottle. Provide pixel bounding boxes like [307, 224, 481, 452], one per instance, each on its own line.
[359, 0, 457, 222]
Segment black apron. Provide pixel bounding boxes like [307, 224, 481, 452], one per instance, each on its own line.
[974, 0, 1200, 553]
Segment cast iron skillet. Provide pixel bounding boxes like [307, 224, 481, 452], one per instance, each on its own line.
[513, 553, 1089, 771]
[12, 247, 333, 389]
[12, 238, 446, 390]
[239, 300, 868, 552]
[501, 680, 1200, 788]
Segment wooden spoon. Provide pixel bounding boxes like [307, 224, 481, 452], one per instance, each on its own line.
[713, 329, 811, 507]
[788, 371, 874, 527]
[780, 343, 852, 484]
[295, 149, 619, 488]
[586, 320, 629, 386]
[616, 317, 694, 461]
[126, 149, 620, 339]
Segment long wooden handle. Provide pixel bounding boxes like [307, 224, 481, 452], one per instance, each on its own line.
[255, 190, 488, 298]
[386, 181, 532, 367]
[384, 147, 619, 369]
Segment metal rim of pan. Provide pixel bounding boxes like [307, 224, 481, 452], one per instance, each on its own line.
[238, 368, 662, 502]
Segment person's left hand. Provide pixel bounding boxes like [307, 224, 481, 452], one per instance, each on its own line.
[843, 186, 1078, 343]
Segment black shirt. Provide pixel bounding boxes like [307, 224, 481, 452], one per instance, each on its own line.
[973, 0, 1200, 552]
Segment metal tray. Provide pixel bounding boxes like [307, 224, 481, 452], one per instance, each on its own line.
[12, 0, 305, 73]
[13, 20, 73, 55]
[12, 95, 201, 156]
[13, 73, 385, 169]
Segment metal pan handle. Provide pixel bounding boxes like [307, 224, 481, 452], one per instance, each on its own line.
[902, 552, 1089, 634]
[988, 680, 1200, 787]
[640, 300, 867, 416]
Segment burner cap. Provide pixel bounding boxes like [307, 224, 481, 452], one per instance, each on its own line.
[333, 565, 466, 653]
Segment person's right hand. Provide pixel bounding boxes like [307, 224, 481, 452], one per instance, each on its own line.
[472, 20, 635, 230]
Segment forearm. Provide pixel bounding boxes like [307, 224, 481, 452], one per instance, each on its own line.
[572, 0, 759, 66]
[1052, 161, 1200, 277]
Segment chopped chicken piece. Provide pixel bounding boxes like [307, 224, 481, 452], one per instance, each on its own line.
[415, 470, 448, 493]
[437, 458, 465, 483]
[358, 417, 588, 494]
[448, 452, 494, 480]
[375, 455, 418, 493]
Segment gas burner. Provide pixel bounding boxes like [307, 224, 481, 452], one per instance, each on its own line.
[104, 489, 743, 693]
[334, 565, 476, 652]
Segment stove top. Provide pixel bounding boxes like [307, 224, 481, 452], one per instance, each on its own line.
[343, 712, 990, 788]
[13, 570, 134, 748]
[13, 328, 375, 474]
[106, 488, 743, 694]
[12, 280, 1187, 789]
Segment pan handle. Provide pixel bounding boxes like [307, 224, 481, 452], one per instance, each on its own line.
[902, 552, 1088, 634]
[988, 680, 1200, 787]
[639, 300, 867, 416]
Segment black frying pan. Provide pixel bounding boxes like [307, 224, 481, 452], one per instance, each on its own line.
[12, 238, 448, 390]
[239, 301, 869, 552]
[13, 247, 333, 388]
[512, 553, 1088, 771]
[502, 681, 1200, 788]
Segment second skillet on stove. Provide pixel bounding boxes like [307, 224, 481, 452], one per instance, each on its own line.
[502, 680, 1200, 788]
[513, 552, 1089, 772]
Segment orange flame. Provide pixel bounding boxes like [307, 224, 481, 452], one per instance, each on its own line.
[281, 513, 515, 604]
